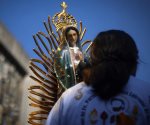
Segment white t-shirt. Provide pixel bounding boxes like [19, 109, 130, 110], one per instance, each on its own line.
[46, 76, 150, 125]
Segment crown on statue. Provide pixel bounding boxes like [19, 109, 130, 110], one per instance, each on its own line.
[52, 2, 77, 31]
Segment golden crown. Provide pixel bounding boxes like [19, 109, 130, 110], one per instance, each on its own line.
[52, 2, 77, 31]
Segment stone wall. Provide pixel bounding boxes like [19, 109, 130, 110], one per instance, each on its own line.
[0, 22, 30, 125]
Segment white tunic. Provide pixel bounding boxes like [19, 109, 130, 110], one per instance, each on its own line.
[46, 76, 150, 125]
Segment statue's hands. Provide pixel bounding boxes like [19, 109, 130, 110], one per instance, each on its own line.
[79, 52, 84, 61]
[75, 51, 83, 61]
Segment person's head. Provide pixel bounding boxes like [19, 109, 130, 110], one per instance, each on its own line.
[84, 29, 139, 100]
[65, 26, 80, 47]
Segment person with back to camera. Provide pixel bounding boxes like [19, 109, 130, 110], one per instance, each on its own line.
[46, 29, 150, 125]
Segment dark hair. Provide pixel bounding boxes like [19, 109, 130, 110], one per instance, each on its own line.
[84, 30, 139, 100]
[65, 26, 80, 47]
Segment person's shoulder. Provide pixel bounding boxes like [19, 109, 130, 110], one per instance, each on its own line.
[128, 76, 150, 87]
[61, 82, 90, 98]
[124, 76, 150, 97]
[63, 82, 85, 93]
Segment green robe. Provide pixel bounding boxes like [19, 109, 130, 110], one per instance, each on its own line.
[54, 42, 76, 89]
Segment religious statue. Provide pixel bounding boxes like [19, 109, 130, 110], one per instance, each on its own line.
[54, 26, 84, 89]
[28, 2, 92, 125]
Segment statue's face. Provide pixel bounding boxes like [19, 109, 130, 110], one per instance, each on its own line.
[66, 29, 78, 47]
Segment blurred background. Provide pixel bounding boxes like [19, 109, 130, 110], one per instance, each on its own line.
[0, 0, 150, 125]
